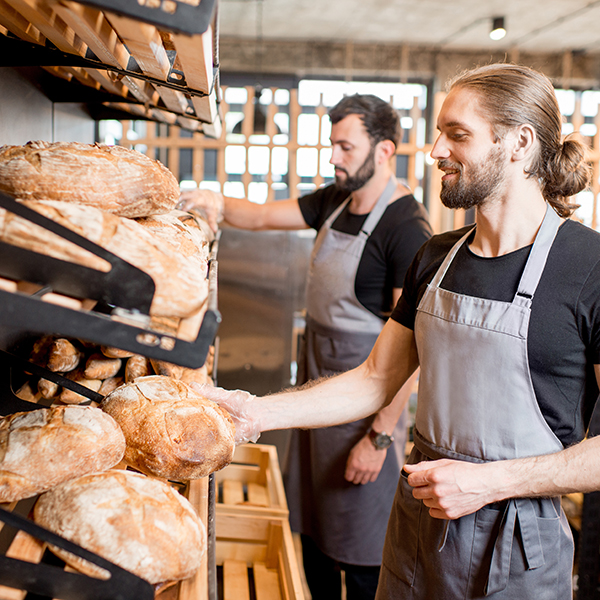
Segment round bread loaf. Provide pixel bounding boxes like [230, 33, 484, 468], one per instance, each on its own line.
[101, 376, 235, 480]
[0, 141, 179, 218]
[33, 469, 205, 585]
[0, 406, 125, 502]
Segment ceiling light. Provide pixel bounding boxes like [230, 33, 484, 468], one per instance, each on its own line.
[490, 17, 506, 41]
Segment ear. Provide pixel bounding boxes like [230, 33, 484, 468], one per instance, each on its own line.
[510, 124, 536, 162]
[376, 139, 397, 163]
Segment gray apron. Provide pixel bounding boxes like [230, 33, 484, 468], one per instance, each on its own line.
[285, 176, 408, 565]
[376, 205, 574, 599]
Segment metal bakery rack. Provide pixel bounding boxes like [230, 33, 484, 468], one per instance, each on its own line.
[0, 188, 221, 600]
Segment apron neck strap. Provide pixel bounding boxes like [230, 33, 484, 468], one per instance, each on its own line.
[323, 175, 398, 235]
[514, 204, 561, 304]
[428, 204, 561, 303]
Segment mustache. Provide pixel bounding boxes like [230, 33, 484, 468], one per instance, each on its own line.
[437, 160, 461, 172]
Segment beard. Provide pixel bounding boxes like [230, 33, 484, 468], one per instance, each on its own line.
[335, 145, 376, 193]
[439, 145, 507, 210]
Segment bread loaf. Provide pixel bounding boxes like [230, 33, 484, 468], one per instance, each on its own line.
[33, 469, 205, 585]
[0, 141, 179, 218]
[0, 200, 209, 318]
[46, 338, 82, 372]
[84, 353, 122, 380]
[101, 376, 235, 480]
[135, 210, 210, 263]
[0, 406, 125, 502]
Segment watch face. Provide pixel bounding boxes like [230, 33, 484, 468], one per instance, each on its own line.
[373, 432, 393, 449]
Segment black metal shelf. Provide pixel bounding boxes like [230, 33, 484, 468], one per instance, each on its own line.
[0, 192, 221, 369]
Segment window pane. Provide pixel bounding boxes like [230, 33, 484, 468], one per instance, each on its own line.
[298, 114, 320, 146]
[225, 146, 246, 174]
[248, 146, 270, 175]
[297, 148, 318, 177]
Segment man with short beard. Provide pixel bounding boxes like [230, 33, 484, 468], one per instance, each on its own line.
[199, 64, 600, 600]
[180, 93, 432, 600]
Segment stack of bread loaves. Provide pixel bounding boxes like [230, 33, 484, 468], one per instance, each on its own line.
[0, 140, 211, 319]
[0, 142, 231, 589]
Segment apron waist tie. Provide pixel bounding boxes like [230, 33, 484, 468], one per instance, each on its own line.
[412, 432, 546, 596]
[485, 498, 545, 596]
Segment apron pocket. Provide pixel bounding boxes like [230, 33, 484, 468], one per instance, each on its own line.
[381, 471, 422, 587]
[469, 499, 571, 598]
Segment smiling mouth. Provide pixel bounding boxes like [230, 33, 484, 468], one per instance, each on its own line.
[438, 162, 461, 181]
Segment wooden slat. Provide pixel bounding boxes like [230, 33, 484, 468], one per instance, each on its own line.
[254, 563, 281, 600]
[171, 26, 213, 95]
[222, 480, 244, 506]
[223, 560, 250, 600]
[104, 13, 169, 78]
[2, 0, 81, 54]
[103, 12, 189, 114]
[51, 1, 155, 104]
[0, 0, 43, 43]
[247, 483, 269, 507]
[53, 1, 128, 69]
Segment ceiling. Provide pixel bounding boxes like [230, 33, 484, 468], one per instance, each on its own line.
[218, 0, 600, 55]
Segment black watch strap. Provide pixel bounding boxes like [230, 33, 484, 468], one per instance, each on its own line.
[368, 427, 394, 450]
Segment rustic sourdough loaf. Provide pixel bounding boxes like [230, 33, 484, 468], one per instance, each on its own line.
[101, 376, 235, 480]
[0, 141, 179, 218]
[0, 200, 209, 318]
[0, 405, 125, 502]
[33, 469, 205, 585]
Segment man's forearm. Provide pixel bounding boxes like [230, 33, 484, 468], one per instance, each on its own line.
[254, 363, 392, 433]
[493, 434, 600, 500]
[406, 434, 600, 520]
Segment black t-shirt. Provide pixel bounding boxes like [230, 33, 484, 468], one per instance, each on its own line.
[298, 184, 432, 319]
[391, 219, 600, 446]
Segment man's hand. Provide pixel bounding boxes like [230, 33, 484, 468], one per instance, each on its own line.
[404, 459, 500, 519]
[178, 189, 224, 233]
[344, 435, 387, 485]
[190, 383, 261, 445]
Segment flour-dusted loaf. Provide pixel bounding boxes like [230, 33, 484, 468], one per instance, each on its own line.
[0, 406, 125, 502]
[0, 200, 209, 318]
[33, 469, 206, 585]
[0, 141, 179, 218]
[101, 376, 235, 480]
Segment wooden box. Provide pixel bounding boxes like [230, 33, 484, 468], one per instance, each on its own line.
[216, 512, 304, 600]
[215, 444, 288, 518]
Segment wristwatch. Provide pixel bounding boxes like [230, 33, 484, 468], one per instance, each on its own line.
[368, 427, 394, 450]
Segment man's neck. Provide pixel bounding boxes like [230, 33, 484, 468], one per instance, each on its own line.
[348, 168, 394, 214]
[470, 185, 551, 257]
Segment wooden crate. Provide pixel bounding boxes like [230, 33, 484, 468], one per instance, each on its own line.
[215, 444, 288, 518]
[216, 512, 305, 600]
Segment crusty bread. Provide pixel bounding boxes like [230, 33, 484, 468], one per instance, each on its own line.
[0, 141, 179, 218]
[0, 200, 209, 318]
[84, 353, 122, 380]
[101, 376, 235, 480]
[33, 469, 205, 585]
[0, 406, 125, 502]
[135, 210, 210, 263]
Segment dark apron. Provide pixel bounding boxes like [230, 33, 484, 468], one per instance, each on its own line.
[376, 206, 574, 599]
[285, 176, 408, 565]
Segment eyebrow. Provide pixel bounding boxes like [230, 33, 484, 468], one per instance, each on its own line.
[436, 120, 471, 132]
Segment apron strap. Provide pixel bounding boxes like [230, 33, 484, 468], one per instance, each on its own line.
[485, 498, 545, 596]
[360, 175, 398, 238]
[514, 205, 561, 306]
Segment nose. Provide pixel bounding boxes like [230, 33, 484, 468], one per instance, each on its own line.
[431, 134, 450, 160]
[330, 145, 343, 166]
